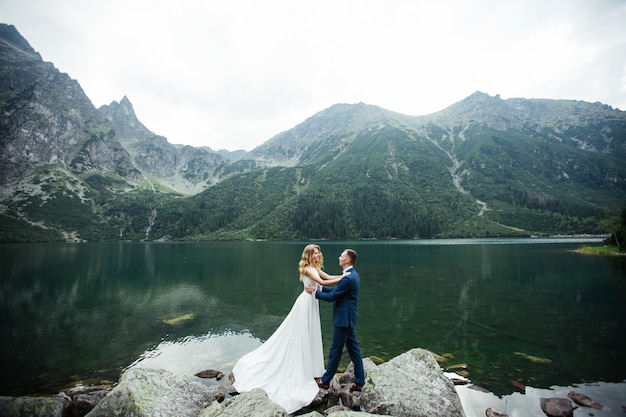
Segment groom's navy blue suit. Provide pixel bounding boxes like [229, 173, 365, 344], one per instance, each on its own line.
[315, 266, 365, 386]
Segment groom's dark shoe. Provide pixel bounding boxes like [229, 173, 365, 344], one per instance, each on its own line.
[349, 383, 363, 392]
[315, 377, 329, 389]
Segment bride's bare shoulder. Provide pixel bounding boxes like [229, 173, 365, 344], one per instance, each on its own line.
[305, 266, 320, 276]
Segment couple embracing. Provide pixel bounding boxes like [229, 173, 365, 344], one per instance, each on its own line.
[232, 244, 365, 414]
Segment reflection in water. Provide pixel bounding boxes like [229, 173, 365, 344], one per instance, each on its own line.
[457, 381, 626, 417]
[1, 239, 625, 401]
[130, 331, 261, 378]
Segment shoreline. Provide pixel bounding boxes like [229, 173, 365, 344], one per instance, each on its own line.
[456, 379, 626, 417]
[2, 366, 625, 417]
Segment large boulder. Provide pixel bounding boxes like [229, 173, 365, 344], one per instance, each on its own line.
[360, 348, 466, 417]
[199, 388, 288, 416]
[0, 396, 67, 417]
[85, 367, 219, 417]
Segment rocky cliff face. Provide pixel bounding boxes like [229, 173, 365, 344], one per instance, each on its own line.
[427, 91, 625, 156]
[99, 97, 232, 194]
[0, 24, 142, 186]
[0, 24, 247, 195]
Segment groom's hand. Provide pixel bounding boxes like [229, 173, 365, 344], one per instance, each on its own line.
[305, 284, 316, 294]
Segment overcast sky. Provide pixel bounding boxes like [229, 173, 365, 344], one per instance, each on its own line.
[2, 0, 625, 151]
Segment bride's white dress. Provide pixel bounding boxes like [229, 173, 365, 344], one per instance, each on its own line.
[232, 276, 325, 414]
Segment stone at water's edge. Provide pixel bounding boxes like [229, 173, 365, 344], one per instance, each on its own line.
[360, 347, 466, 417]
[540, 397, 574, 417]
[85, 367, 220, 417]
[485, 407, 509, 417]
[199, 388, 288, 417]
[195, 369, 225, 380]
[567, 390, 604, 409]
[0, 396, 66, 417]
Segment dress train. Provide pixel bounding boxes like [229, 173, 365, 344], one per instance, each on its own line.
[232, 277, 324, 414]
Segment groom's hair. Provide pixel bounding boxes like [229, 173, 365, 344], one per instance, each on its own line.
[345, 249, 358, 265]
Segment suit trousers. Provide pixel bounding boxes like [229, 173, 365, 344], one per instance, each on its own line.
[322, 325, 365, 386]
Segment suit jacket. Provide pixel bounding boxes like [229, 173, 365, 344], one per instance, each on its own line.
[316, 267, 360, 328]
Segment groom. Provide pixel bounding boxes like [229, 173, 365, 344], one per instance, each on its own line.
[306, 248, 365, 391]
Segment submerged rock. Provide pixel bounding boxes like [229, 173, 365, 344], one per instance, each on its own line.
[162, 313, 195, 325]
[514, 351, 552, 364]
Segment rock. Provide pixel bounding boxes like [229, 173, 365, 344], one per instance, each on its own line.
[567, 390, 603, 409]
[70, 392, 107, 417]
[327, 412, 392, 417]
[65, 386, 110, 417]
[324, 405, 353, 414]
[162, 313, 195, 326]
[368, 356, 385, 365]
[0, 395, 67, 417]
[342, 358, 377, 384]
[338, 383, 360, 410]
[444, 372, 470, 385]
[539, 397, 574, 417]
[85, 367, 219, 417]
[315, 358, 376, 410]
[226, 372, 239, 395]
[207, 386, 226, 403]
[428, 351, 448, 363]
[514, 352, 552, 364]
[359, 347, 466, 417]
[307, 384, 332, 410]
[199, 388, 288, 417]
[511, 380, 526, 392]
[446, 363, 469, 372]
[486, 407, 509, 417]
[195, 369, 225, 380]
[467, 384, 491, 393]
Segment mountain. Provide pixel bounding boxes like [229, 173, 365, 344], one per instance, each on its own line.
[175, 97, 624, 240]
[1, 23, 625, 242]
[98, 97, 249, 195]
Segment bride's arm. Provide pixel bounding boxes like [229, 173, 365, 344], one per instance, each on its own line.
[312, 268, 347, 285]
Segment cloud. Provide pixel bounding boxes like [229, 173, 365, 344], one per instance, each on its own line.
[2, 0, 625, 150]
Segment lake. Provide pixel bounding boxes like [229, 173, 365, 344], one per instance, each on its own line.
[1, 238, 625, 403]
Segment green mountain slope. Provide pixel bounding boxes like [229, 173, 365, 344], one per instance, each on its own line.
[146, 104, 626, 241]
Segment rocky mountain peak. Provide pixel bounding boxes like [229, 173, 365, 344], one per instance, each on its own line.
[429, 91, 516, 130]
[0, 24, 40, 59]
[99, 96, 154, 144]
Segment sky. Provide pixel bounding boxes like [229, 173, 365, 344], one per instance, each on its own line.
[2, 0, 625, 151]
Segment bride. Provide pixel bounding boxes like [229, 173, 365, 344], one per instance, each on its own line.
[232, 244, 345, 413]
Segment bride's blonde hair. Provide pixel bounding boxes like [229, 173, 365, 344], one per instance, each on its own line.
[298, 244, 324, 282]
